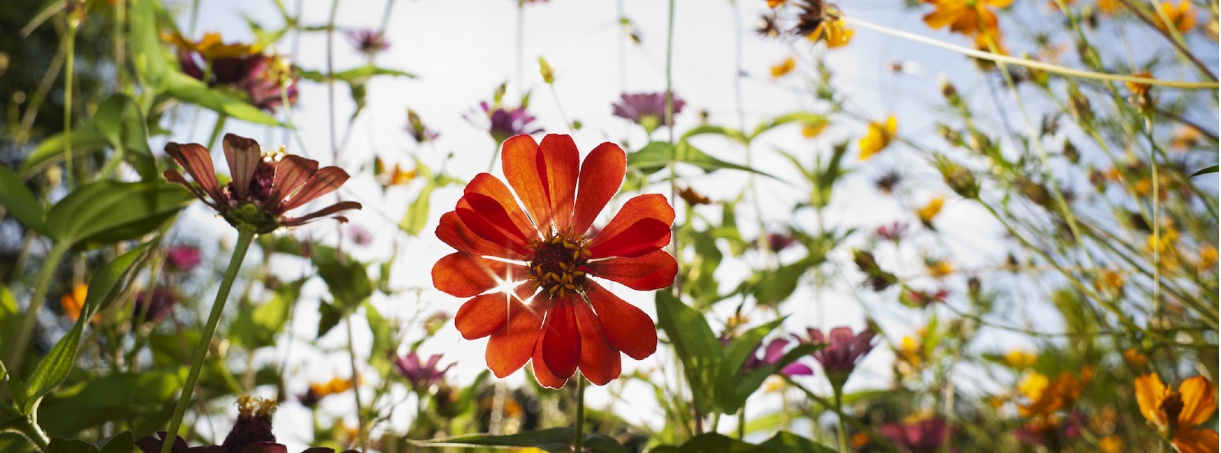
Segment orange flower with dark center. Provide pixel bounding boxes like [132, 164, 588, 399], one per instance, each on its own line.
[1135, 374, 1219, 453]
[921, 0, 1012, 37]
[432, 134, 677, 388]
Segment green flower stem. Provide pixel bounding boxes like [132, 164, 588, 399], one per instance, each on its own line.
[160, 227, 256, 453]
[63, 12, 79, 189]
[573, 374, 586, 453]
[833, 387, 848, 453]
[205, 114, 228, 150]
[7, 241, 71, 377]
[784, 376, 903, 453]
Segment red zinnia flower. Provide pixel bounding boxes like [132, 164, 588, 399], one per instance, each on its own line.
[432, 133, 677, 388]
[164, 133, 361, 234]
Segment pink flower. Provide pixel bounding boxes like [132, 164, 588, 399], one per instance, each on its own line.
[166, 244, 202, 271]
[803, 326, 875, 387]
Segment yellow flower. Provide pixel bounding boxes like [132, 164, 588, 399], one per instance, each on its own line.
[1095, 269, 1125, 296]
[771, 57, 797, 78]
[858, 115, 897, 160]
[1171, 126, 1203, 151]
[1019, 368, 1093, 417]
[375, 157, 417, 187]
[927, 259, 954, 278]
[1004, 350, 1037, 368]
[164, 31, 262, 60]
[801, 120, 828, 139]
[809, 18, 854, 48]
[1200, 245, 1218, 271]
[309, 377, 354, 398]
[921, 0, 1012, 37]
[899, 336, 923, 367]
[1099, 436, 1124, 453]
[1126, 72, 1154, 98]
[1156, 1, 1197, 33]
[767, 0, 788, 8]
[917, 196, 946, 226]
[1134, 374, 1219, 453]
[60, 284, 88, 322]
[1097, 0, 1120, 14]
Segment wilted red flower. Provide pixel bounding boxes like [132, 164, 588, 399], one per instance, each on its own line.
[164, 134, 361, 234]
[612, 92, 686, 135]
[432, 134, 676, 388]
[804, 326, 875, 387]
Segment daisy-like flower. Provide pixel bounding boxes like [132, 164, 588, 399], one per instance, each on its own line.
[858, 115, 897, 160]
[1135, 374, 1219, 453]
[481, 101, 543, 145]
[405, 108, 440, 143]
[921, 0, 1012, 37]
[171, 34, 298, 112]
[432, 134, 677, 388]
[346, 29, 390, 56]
[803, 327, 876, 388]
[163, 134, 361, 235]
[163, 31, 262, 61]
[612, 92, 686, 136]
[1156, 1, 1197, 33]
[393, 351, 454, 390]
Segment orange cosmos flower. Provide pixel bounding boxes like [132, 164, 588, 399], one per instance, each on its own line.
[922, 0, 1012, 37]
[1135, 374, 1219, 453]
[432, 134, 676, 389]
[1156, 1, 1197, 33]
[858, 115, 897, 160]
[60, 284, 89, 322]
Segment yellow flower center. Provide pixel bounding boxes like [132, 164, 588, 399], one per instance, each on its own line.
[528, 233, 592, 300]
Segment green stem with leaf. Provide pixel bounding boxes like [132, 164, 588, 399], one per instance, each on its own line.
[160, 227, 256, 453]
[7, 242, 71, 376]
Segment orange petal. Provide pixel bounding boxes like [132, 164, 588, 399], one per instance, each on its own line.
[1135, 373, 1169, 426]
[588, 218, 671, 258]
[502, 135, 553, 229]
[486, 308, 542, 378]
[540, 300, 580, 381]
[539, 134, 580, 232]
[222, 134, 262, 200]
[1172, 428, 1219, 453]
[531, 336, 568, 389]
[456, 195, 533, 256]
[588, 194, 674, 258]
[436, 211, 527, 260]
[1179, 376, 1217, 426]
[571, 142, 626, 235]
[585, 280, 657, 360]
[431, 252, 522, 298]
[455, 291, 526, 340]
[574, 300, 622, 386]
[588, 251, 677, 291]
[464, 173, 539, 241]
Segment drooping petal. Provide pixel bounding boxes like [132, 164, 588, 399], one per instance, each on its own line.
[587, 218, 671, 258]
[164, 142, 223, 202]
[762, 338, 789, 364]
[436, 211, 527, 260]
[278, 167, 350, 212]
[486, 308, 542, 378]
[464, 173, 539, 240]
[432, 252, 524, 298]
[271, 155, 319, 203]
[573, 300, 622, 386]
[1135, 373, 1169, 426]
[539, 134, 580, 231]
[279, 201, 362, 227]
[456, 195, 533, 255]
[222, 133, 262, 200]
[501, 135, 553, 229]
[532, 337, 568, 389]
[588, 194, 675, 258]
[163, 169, 216, 208]
[782, 363, 815, 377]
[540, 300, 580, 381]
[1172, 428, 1220, 453]
[455, 287, 531, 340]
[571, 142, 626, 235]
[1178, 376, 1217, 426]
[584, 280, 657, 360]
[587, 251, 677, 291]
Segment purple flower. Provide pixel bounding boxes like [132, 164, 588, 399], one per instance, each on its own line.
[178, 51, 298, 112]
[166, 245, 202, 272]
[742, 338, 814, 376]
[133, 287, 177, 324]
[612, 92, 686, 134]
[879, 418, 949, 453]
[393, 352, 453, 390]
[875, 222, 908, 242]
[481, 101, 542, 144]
[347, 29, 390, 56]
[347, 224, 373, 247]
[804, 326, 875, 388]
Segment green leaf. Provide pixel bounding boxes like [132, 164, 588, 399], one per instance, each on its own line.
[400, 180, 436, 235]
[655, 291, 721, 414]
[231, 279, 302, 349]
[45, 437, 100, 453]
[45, 181, 193, 248]
[298, 64, 416, 82]
[752, 258, 813, 306]
[94, 94, 157, 179]
[317, 301, 343, 338]
[20, 243, 151, 415]
[680, 125, 748, 145]
[0, 165, 47, 235]
[315, 257, 373, 310]
[748, 112, 828, 141]
[628, 141, 771, 177]
[160, 72, 282, 126]
[1190, 165, 1218, 177]
[734, 343, 819, 406]
[411, 428, 627, 453]
[18, 129, 109, 179]
[129, 0, 169, 87]
[366, 301, 394, 372]
[758, 431, 837, 452]
[98, 432, 135, 453]
[658, 432, 835, 453]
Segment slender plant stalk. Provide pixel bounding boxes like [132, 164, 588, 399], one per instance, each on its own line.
[833, 388, 848, 453]
[63, 10, 79, 189]
[206, 115, 228, 151]
[160, 228, 256, 453]
[7, 241, 71, 376]
[573, 375, 586, 453]
[344, 314, 368, 452]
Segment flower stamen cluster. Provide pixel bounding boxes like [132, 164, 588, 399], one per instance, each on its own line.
[528, 233, 592, 299]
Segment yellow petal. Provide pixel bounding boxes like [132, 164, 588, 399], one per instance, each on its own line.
[1178, 376, 1218, 426]
[1172, 428, 1220, 453]
[1135, 373, 1169, 426]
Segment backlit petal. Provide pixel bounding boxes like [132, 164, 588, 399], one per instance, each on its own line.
[532, 337, 567, 389]
[541, 300, 580, 381]
[278, 167, 350, 211]
[486, 309, 542, 378]
[1135, 373, 1169, 426]
[456, 195, 533, 256]
[502, 135, 553, 229]
[279, 201, 362, 227]
[436, 211, 527, 260]
[222, 133, 261, 200]
[571, 142, 626, 235]
[164, 143, 223, 201]
[432, 252, 523, 298]
[455, 291, 525, 340]
[272, 155, 319, 203]
[1179, 376, 1217, 426]
[465, 173, 539, 241]
[1172, 428, 1219, 453]
[539, 134, 580, 231]
[584, 280, 657, 360]
[587, 251, 677, 290]
[587, 218, 671, 258]
[574, 300, 622, 386]
[588, 194, 674, 258]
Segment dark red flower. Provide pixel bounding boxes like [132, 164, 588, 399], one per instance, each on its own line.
[164, 133, 361, 234]
[432, 134, 676, 388]
[166, 244, 203, 271]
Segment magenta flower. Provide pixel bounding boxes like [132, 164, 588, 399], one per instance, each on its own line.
[879, 418, 950, 453]
[805, 326, 875, 388]
[480, 101, 542, 144]
[178, 51, 298, 112]
[393, 351, 454, 391]
[346, 29, 390, 56]
[166, 244, 203, 272]
[612, 92, 686, 135]
[164, 133, 361, 234]
[742, 338, 814, 377]
[133, 287, 177, 324]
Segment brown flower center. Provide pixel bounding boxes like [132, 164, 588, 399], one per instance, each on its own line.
[1160, 392, 1184, 426]
[528, 234, 591, 299]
